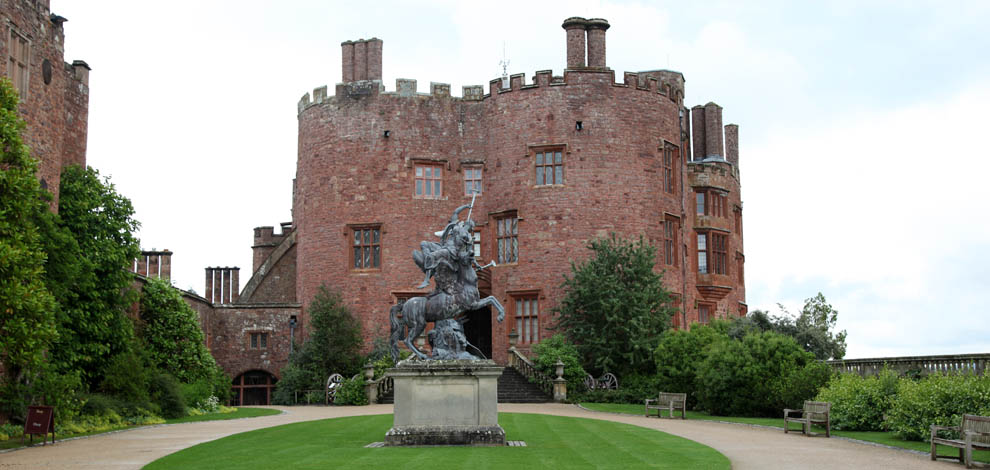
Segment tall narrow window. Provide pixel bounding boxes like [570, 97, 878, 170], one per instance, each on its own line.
[514, 296, 539, 344]
[472, 230, 482, 259]
[663, 144, 679, 193]
[663, 216, 678, 266]
[351, 226, 381, 269]
[696, 189, 728, 217]
[464, 166, 482, 195]
[495, 214, 518, 264]
[712, 233, 727, 275]
[696, 192, 705, 216]
[8, 29, 29, 100]
[697, 232, 708, 274]
[535, 149, 563, 185]
[415, 164, 443, 199]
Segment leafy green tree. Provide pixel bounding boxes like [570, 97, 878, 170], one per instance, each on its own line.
[734, 293, 847, 360]
[553, 234, 676, 377]
[44, 164, 141, 385]
[0, 78, 57, 386]
[139, 278, 223, 384]
[273, 285, 363, 404]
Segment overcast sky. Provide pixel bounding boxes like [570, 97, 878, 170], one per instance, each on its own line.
[53, 1, 990, 359]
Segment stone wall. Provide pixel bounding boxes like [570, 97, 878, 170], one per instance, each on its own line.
[0, 0, 89, 207]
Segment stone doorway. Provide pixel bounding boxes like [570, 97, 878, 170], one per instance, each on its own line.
[232, 370, 278, 406]
[462, 306, 492, 360]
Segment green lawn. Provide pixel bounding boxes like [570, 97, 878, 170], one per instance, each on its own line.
[0, 407, 281, 451]
[144, 413, 730, 470]
[580, 402, 990, 463]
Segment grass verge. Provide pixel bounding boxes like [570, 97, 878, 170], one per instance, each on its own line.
[580, 402, 990, 464]
[145, 413, 730, 470]
[0, 407, 281, 451]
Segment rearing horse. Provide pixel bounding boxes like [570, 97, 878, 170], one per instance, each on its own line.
[389, 220, 504, 362]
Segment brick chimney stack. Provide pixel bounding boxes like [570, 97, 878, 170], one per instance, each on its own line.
[205, 266, 240, 304]
[691, 105, 706, 161]
[586, 18, 610, 68]
[562, 17, 588, 68]
[341, 38, 383, 82]
[704, 102, 724, 160]
[130, 249, 173, 280]
[724, 124, 739, 166]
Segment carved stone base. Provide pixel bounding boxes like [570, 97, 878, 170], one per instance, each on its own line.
[385, 425, 506, 446]
[385, 359, 505, 446]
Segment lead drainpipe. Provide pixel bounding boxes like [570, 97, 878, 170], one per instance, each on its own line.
[680, 107, 689, 328]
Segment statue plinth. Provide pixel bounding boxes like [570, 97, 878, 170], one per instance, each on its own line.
[385, 359, 505, 446]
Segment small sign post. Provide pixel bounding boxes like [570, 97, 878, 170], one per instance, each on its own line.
[23, 405, 55, 445]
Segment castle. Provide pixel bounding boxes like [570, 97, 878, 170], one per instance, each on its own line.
[9, 3, 746, 406]
[166, 16, 748, 405]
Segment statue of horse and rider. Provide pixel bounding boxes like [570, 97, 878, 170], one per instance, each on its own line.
[389, 197, 504, 362]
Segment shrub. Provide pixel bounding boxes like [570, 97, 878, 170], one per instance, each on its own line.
[654, 324, 729, 408]
[334, 376, 368, 406]
[99, 347, 152, 405]
[573, 373, 662, 404]
[887, 373, 990, 441]
[815, 369, 898, 431]
[149, 373, 186, 419]
[695, 331, 824, 417]
[531, 334, 587, 393]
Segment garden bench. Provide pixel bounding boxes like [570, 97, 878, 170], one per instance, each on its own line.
[645, 392, 686, 419]
[931, 414, 990, 468]
[783, 400, 831, 437]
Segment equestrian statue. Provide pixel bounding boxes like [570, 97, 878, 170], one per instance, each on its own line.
[389, 195, 504, 362]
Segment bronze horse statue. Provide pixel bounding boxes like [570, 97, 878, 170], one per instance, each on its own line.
[389, 206, 504, 362]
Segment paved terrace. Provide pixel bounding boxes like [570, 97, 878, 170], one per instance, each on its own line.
[0, 404, 963, 469]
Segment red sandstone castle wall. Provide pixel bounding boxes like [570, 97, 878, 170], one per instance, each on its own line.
[0, 1, 89, 207]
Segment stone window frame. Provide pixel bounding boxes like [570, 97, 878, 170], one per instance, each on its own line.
[463, 165, 483, 196]
[696, 230, 729, 275]
[508, 289, 541, 345]
[248, 331, 269, 350]
[7, 26, 30, 101]
[662, 142, 680, 194]
[698, 302, 715, 325]
[348, 224, 382, 271]
[663, 214, 679, 267]
[696, 188, 728, 218]
[414, 163, 444, 199]
[492, 211, 518, 265]
[532, 145, 565, 187]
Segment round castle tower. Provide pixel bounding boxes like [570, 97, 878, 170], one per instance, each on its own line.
[293, 18, 745, 362]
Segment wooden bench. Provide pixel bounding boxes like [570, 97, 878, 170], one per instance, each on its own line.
[645, 392, 686, 419]
[783, 401, 831, 437]
[931, 414, 990, 468]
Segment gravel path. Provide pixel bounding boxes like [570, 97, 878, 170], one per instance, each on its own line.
[0, 403, 962, 469]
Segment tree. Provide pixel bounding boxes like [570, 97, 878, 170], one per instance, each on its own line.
[735, 293, 847, 360]
[273, 285, 362, 404]
[653, 322, 729, 408]
[44, 164, 141, 385]
[553, 234, 676, 377]
[0, 77, 57, 390]
[138, 278, 220, 383]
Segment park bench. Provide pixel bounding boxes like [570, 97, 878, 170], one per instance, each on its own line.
[783, 401, 831, 437]
[645, 392, 686, 419]
[931, 414, 990, 468]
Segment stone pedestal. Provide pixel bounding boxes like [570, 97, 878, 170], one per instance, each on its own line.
[385, 359, 505, 446]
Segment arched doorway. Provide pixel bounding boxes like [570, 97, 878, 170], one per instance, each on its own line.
[232, 370, 278, 406]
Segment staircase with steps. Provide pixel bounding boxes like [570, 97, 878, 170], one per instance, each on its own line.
[376, 365, 551, 404]
[497, 366, 552, 403]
